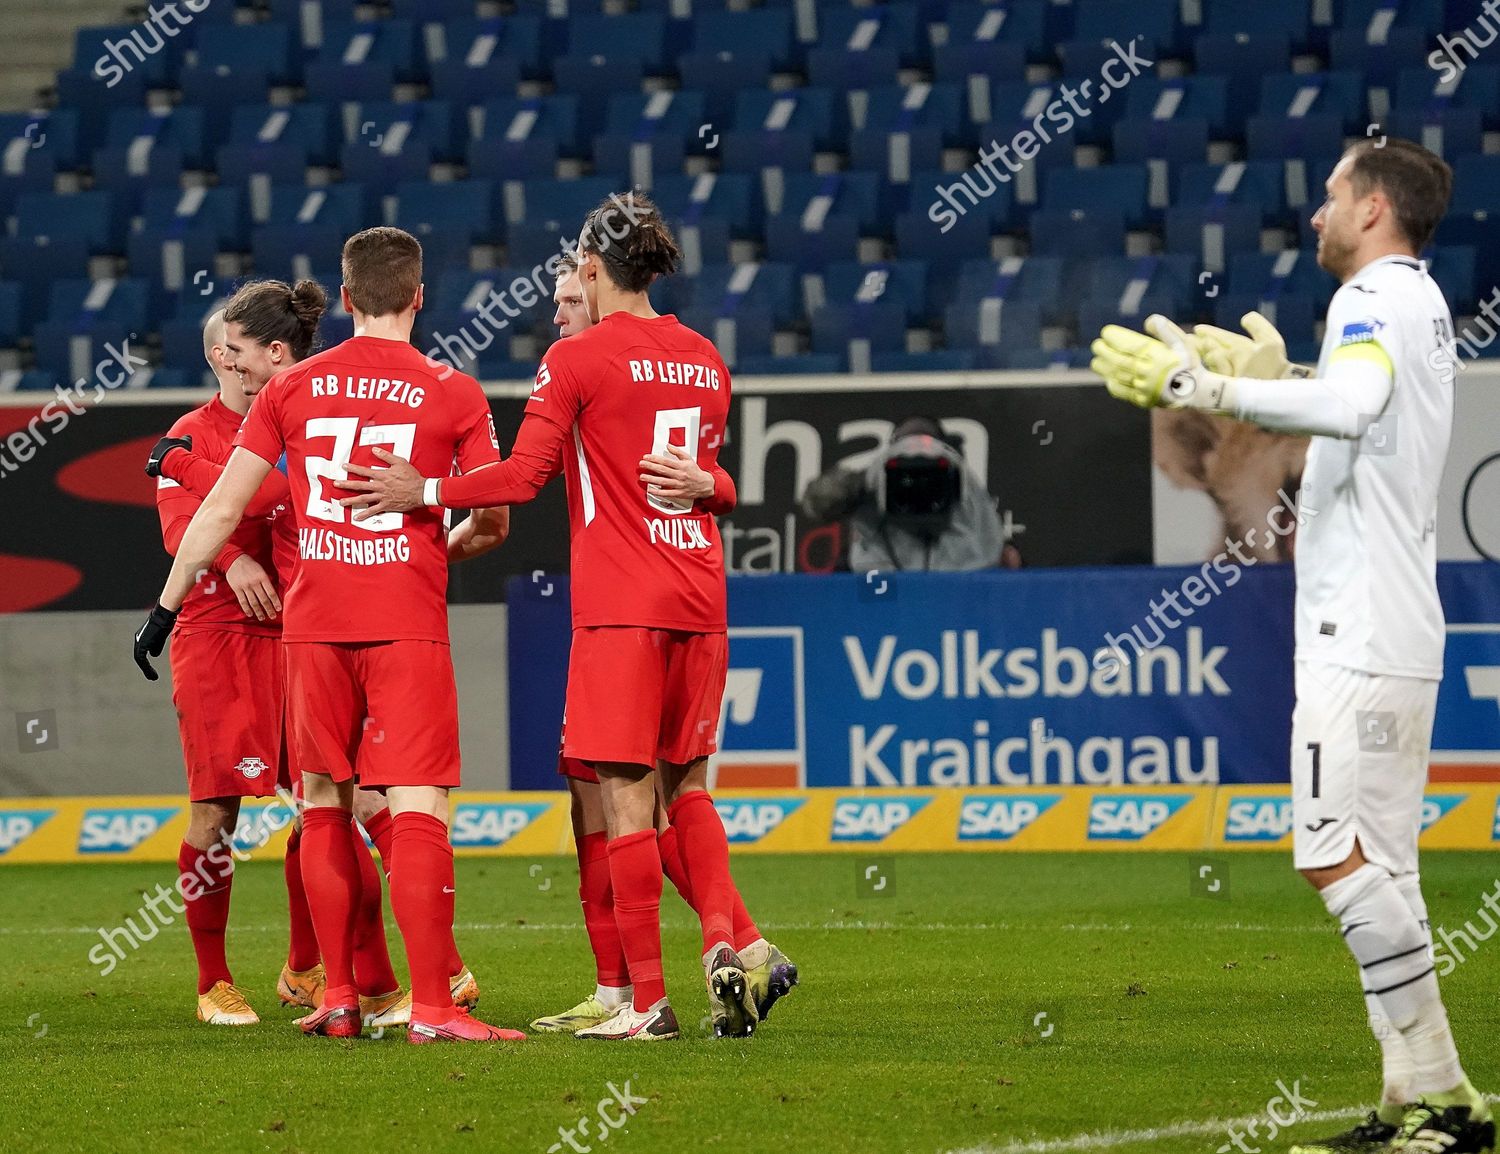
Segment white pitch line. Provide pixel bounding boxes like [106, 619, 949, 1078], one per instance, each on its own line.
[0, 920, 1336, 937]
[945, 1097, 1500, 1154]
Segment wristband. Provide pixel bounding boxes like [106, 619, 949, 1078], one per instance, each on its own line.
[423, 477, 442, 507]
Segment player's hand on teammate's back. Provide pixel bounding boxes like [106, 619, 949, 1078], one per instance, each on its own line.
[1192, 310, 1310, 380]
[132, 603, 179, 681]
[225, 554, 281, 621]
[1092, 315, 1233, 413]
[337, 448, 427, 519]
[145, 433, 192, 478]
[639, 444, 714, 503]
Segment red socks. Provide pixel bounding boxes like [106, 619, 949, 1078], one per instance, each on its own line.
[362, 804, 464, 978]
[667, 790, 739, 954]
[578, 831, 630, 987]
[607, 829, 666, 1012]
[282, 826, 320, 972]
[389, 812, 459, 1025]
[178, 840, 234, 995]
[351, 823, 399, 998]
[657, 825, 695, 907]
[299, 807, 361, 1008]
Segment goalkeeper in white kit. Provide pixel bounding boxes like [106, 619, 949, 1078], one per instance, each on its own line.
[1092, 137, 1493, 1154]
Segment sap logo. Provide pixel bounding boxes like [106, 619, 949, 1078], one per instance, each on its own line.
[958, 794, 1061, 841]
[1420, 794, 1466, 833]
[78, 807, 178, 854]
[715, 798, 805, 844]
[0, 810, 54, 855]
[1087, 794, 1192, 841]
[831, 796, 932, 842]
[1224, 798, 1293, 842]
[231, 802, 295, 853]
[451, 803, 550, 848]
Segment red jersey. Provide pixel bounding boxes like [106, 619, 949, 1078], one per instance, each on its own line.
[441, 312, 730, 632]
[235, 334, 500, 644]
[156, 395, 292, 634]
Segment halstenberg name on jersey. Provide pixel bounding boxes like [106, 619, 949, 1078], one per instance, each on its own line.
[308, 373, 426, 408]
[846, 626, 1226, 788]
[299, 528, 412, 565]
[645, 516, 713, 550]
[628, 359, 722, 389]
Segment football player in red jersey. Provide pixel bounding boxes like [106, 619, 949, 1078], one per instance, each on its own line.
[339, 197, 797, 1041]
[526, 249, 790, 1036]
[135, 228, 521, 1044]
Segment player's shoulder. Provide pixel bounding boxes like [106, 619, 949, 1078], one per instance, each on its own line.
[1336, 255, 1430, 305]
[168, 400, 214, 437]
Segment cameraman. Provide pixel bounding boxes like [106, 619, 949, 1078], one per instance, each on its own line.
[800, 416, 1008, 571]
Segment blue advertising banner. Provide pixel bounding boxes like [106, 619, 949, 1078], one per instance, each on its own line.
[507, 563, 1500, 790]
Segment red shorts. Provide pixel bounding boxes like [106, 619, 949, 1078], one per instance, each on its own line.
[283, 639, 460, 789]
[557, 719, 598, 785]
[170, 628, 283, 802]
[562, 627, 727, 768]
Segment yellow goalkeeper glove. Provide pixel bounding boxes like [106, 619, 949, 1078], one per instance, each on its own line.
[1192, 310, 1312, 379]
[1091, 314, 1237, 412]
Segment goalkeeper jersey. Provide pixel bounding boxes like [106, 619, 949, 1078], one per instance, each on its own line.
[1294, 254, 1453, 680]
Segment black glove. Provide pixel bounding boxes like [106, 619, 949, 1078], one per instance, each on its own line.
[133, 603, 178, 681]
[145, 434, 192, 479]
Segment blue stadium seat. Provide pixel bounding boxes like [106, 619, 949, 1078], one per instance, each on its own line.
[554, 55, 645, 153]
[1056, 36, 1161, 85]
[1451, 155, 1500, 215]
[915, 167, 1014, 232]
[395, 179, 496, 249]
[141, 187, 247, 251]
[944, 297, 1043, 351]
[304, 60, 396, 105]
[251, 225, 348, 281]
[467, 137, 559, 193]
[871, 350, 977, 372]
[1027, 208, 1126, 259]
[0, 111, 81, 172]
[53, 68, 147, 160]
[771, 173, 881, 233]
[15, 190, 116, 251]
[953, 256, 1066, 324]
[847, 128, 945, 206]
[179, 64, 272, 151]
[652, 172, 757, 237]
[267, 0, 360, 49]
[1245, 114, 1344, 161]
[1201, 0, 1310, 51]
[73, 25, 177, 88]
[339, 136, 432, 189]
[692, 9, 795, 71]
[599, 90, 708, 176]
[1072, 0, 1184, 57]
[500, 176, 616, 233]
[895, 208, 993, 277]
[476, 95, 582, 159]
[1043, 166, 1150, 230]
[566, 13, 668, 73]
[1176, 162, 1293, 228]
[930, 41, 1027, 139]
[765, 213, 861, 272]
[127, 227, 220, 316]
[677, 51, 773, 131]
[1386, 108, 1483, 162]
[1227, 249, 1335, 311]
[1124, 76, 1231, 138]
[734, 88, 836, 151]
[1078, 293, 1189, 342]
[1423, 245, 1477, 316]
[391, 0, 476, 21]
[229, 103, 340, 169]
[105, 107, 208, 170]
[1343, 0, 1446, 37]
[811, 301, 909, 370]
[1395, 65, 1500, 131]
[1164, 203, 1262, 274]
[986, 80, 1113, 148]
[856, 84, 966, 149]
[813, 3, 922, 68]
[34, 277, 150, 379]
[812, 260, 930, 324]
[941, 2, 1047, 62]
[0, 236, 92, 332]
[345, 100, 461, 164]
[808, 45, 900, 93]
[191, 23, 298, 86]
[1112, 120, 1211, 213]
[1192, 33, 1292, 118]
[678, 308, 774, 367]
[427, 16, 541, 86]
[981, 348, 1089, 371]
[1329, 27, 1429, 98]
[718, 129, 815, 180]
[217, 142, 312, 199]
[0, 281, 24, 347]
[424, 31, 522, 108]
[89, 145, 185, 221]
[3, 370, 73, 391]
[1211, 292, 1320, 350]
[0, 146, 56, 221]
[1087, 254, 1201, 314]
[1259, 71, 1368, 134]
[686, 262, 798, 327]
[734, 352, 841, 376]
[316, 21, 422, 86]
[263, 183, 373, 233]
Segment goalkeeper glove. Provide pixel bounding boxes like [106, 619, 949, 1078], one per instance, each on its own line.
[1091, 314, 1237, 412]
[145, 434, 192, 479]
[1192, 310, 1313, 380]
[133, 602, 178, 681]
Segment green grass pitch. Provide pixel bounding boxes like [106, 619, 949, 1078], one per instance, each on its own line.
[1, 852, 1496, 1153]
